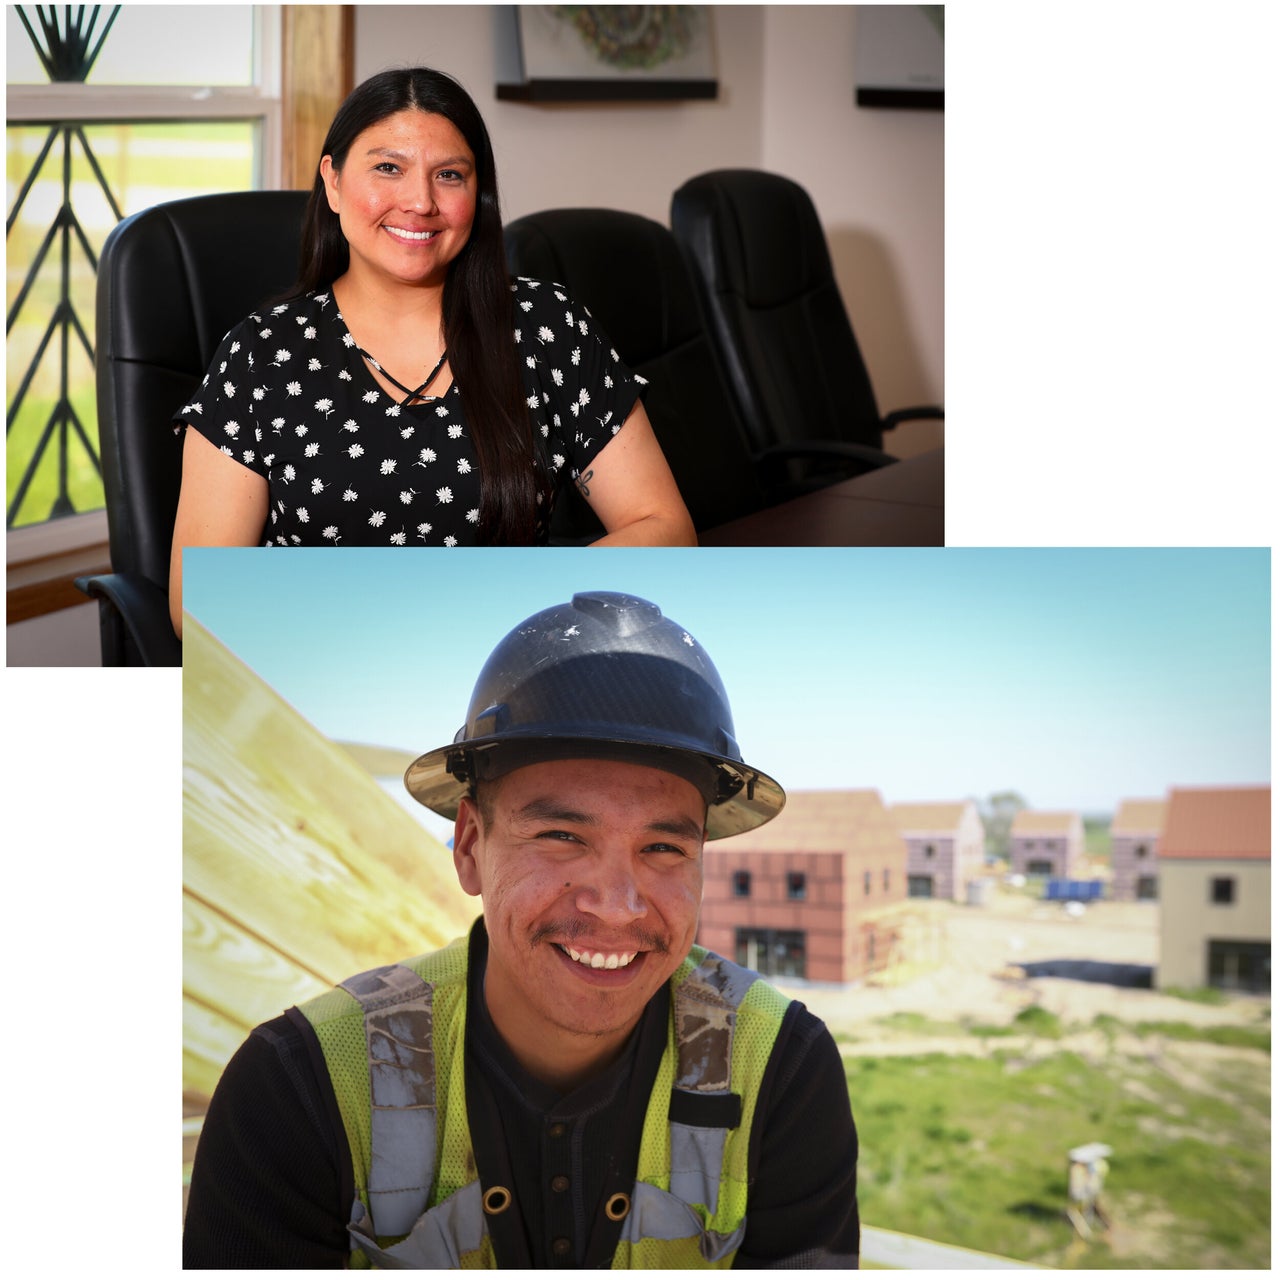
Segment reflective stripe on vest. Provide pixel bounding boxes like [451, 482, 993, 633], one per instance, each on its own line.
[299, 941, 790, 1268]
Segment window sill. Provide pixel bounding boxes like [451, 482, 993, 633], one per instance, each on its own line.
[6, 511, 112, 623]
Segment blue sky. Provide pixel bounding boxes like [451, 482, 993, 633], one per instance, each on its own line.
[184, 546, 1270, 816]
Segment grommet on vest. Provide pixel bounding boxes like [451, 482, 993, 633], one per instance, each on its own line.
[605, 1192, 631, 1221]
[482, 1186, 513, 1215]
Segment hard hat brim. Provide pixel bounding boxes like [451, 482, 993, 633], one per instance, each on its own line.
[404, 734, 785, 841]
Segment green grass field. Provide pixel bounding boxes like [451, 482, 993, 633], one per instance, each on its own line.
[848, 1015, 1270, 1268]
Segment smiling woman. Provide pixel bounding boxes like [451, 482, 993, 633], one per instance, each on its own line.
[167, 66, 695, 635]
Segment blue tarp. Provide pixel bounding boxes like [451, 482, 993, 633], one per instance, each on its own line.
[1045, 878, 1104, 901]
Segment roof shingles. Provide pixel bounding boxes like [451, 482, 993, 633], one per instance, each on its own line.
[1160, 786, 1270, 861]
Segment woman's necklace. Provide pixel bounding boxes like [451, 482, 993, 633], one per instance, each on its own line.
[358, 346, 448, 405]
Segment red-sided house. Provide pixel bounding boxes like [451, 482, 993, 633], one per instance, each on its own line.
[698, 789, 907, 984]
[889, 799, 986, 901]
[1110, 798, 1165, 901]
[1009, 810, 1086, 879]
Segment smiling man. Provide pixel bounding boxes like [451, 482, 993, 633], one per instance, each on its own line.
[183, 592, 859, 1269]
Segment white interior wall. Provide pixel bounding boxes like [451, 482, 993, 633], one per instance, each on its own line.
[760, 6, 944, 454]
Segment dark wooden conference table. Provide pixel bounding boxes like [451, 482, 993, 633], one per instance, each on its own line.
[699, 447, 943, 546]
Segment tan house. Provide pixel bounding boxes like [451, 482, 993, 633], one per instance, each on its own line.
[889, 800, 986, 901]
[1110, 798, 1166, 901]
[699, 789, 908, 984]
[1157, 786, 1270, 993]
[1009, 810, 1086, 879]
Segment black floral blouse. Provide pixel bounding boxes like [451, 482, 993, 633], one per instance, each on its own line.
[174, 278, 643, 546]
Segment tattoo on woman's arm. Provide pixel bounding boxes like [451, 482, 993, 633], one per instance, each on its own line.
[575, 468, 594, 498]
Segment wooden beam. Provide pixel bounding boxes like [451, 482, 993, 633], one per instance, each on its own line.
[281, 5, 355, 191]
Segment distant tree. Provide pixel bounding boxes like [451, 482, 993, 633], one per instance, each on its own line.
[981, 790, 1028, 859]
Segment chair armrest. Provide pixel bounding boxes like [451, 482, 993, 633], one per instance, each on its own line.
[758, 439, 898, 473]
[74, 571, 183, 667]
[882, 405, 944, 431]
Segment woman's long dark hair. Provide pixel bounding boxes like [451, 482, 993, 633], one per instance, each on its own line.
[291, 67, 545, 544]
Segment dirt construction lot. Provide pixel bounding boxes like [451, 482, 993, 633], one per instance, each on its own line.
[773, 890, 1268, 1047]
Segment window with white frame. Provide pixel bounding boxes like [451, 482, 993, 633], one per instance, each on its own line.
[6, 4, 280, 552]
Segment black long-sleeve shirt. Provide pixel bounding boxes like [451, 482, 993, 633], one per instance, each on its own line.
[183, 927, 859, 1268]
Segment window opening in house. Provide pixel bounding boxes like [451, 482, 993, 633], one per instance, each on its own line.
[1136, 875, 1157, 901]
[1210, 877, 1235, 905]
[735, 928, 805, 979]
[908, 874, 933, 898]
[1207, 939, 1269, 994]
[862, 870, 871, 895]
[924, 842, 935, 858]
[6, 5, 270, 530]
[732, 870, 751, 898]
[786, 871, 806, 901]
[1135, 843, 1148, 859]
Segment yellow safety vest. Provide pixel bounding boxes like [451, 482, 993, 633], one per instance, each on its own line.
[298, 933, 793, 1268]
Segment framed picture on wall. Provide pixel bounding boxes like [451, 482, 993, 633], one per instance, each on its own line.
[855, 5, 944, 110]
[495, 5, 718, 102]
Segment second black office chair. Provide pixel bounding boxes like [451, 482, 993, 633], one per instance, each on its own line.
[76, 189, 310, 665]
[504, 207, 767, 541]
[671, 169, 942, 495]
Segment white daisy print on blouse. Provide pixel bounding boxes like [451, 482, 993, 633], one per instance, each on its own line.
[296, 507, 309, 523]
[323, 526, 340, 542]
[223, 380, 236, 397]
[281, 464, 296, 484]
[271, 349, 290, 366]
[369, 510, 386, 528]
[343, 488, 358, 502]
[436, 486, 453, 504]
[389, 531, 406, 545]
[457, 459, 472, 474]
[286, 381, 302, 396]
[416, 522, 433, 539]
[348, 443, 364, 459]
[380, 459, 397, 475]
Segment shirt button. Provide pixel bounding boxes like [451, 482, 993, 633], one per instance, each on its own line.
[551, 1175, 570, 1193]
[552, 1237, 572, 1257]
[548, 1122, 566, 1138]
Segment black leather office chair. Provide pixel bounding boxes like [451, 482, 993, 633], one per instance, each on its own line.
[76, 189, 310, 665]
[504, 208, 767, 540]
[670, 169, 943, 496]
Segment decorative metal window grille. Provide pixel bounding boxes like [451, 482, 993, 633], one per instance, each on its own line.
[7, 6, 122, 527]
[7, 5, 271, 534]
